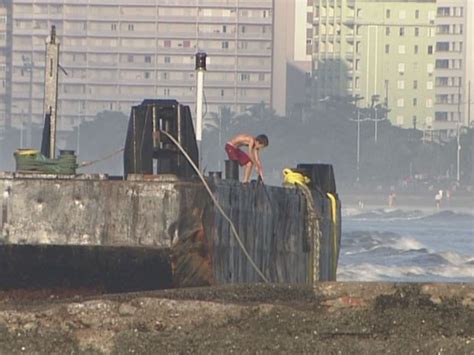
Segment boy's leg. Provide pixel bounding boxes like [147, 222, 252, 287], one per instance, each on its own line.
[243, 161, 253, 183]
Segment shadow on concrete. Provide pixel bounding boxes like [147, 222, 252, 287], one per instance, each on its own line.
[0, 245, 172, 293]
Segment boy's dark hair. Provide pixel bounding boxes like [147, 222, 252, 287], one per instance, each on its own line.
[256, 134, 269, 147]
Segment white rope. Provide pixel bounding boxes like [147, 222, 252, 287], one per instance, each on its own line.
[160, 130, 269, 283]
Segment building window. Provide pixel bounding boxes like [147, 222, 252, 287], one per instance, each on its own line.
[398, 63, 405, 73]
[386, 9, 391, 18]
[385, 44, 390, 54]
[222, 41, 229, 49]
[145, 56, 152, 63]
[127, 55, 133, 63]
[398, 45, 405, 54]
[414, 27, 419, 36]
[111, 23, 117, 31]
[355, 77, 360, 89]
[415, 10, 420, 19]
[397, 80, 405, 89]
[396, 115, 404, 125]
[427, 81, 433, 90]
[161, 72, 168, 80]
[240, 73, 250, 81]
[435, 112, 448, 121]
[427, 45, 433, 54]
[385, 27, 390, 36]
[435, 60, 449, 69]
[144, 71, 150, 79]
[164, 56, 170, 63]
[399, 10, 406, 19]
[397, 98, 404, 107]
[221, 89, 225, 97]
[258, 73, 265, 81]
[437, 7, 450, 17]
[128, 24, 134, 31]
[164, 88, 170, 96]
[183, 40, 190, 48]
[413, 80, 418, 89]
[413, 98, 417, 106]
[414, 45, 419, 54]
[436, 42, 454, 52]
[399, 27, 405, 36]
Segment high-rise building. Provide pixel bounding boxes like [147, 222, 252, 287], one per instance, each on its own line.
[4, 0, 273, 136]
[273, 0, 313, 117]
[433, 0, 472, 137]
[312, 0, 437, 129]
[0, 1, 11, 135]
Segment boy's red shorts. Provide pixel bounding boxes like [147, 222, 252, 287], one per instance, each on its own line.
[225, 143, 251, 166]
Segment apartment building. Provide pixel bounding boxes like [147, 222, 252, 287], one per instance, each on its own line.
[433, 0, 472, 137]
[6, 0, 273, 134]
[312, 0, 437, 129]
[272, 0, 313, 116]
[0, 1, 11, 134]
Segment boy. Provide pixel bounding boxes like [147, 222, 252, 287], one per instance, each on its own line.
[225, 134, 269, 183]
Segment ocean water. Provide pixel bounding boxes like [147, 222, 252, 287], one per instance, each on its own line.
[337, 208, 474, 283]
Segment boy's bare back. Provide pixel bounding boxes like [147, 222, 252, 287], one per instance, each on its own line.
[228, 134, 255, 148]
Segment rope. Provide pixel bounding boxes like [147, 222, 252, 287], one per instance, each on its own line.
[159, 130, 269, 283]
[282, 168, 321, 283]
[78, 148, 124, 169]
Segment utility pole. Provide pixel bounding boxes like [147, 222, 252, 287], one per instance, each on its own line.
[43, 26, 60, 159]
[468, 80, 471, 127]
[22, 56, 34, 148]
[371, 94, 380, 142]
[456, 123, 461, 182]
[195, 52, 207, 161]
[356, 108, 360, 182]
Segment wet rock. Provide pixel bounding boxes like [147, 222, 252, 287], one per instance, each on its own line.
[118, 304, 137, 316]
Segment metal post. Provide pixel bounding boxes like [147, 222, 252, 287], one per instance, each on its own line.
[468, 80, 471, 127]
[43, 26, 60, 159]
[374, 106, 378, 143]
[356, 108, 360, 182]
[218, 114, 222, 171]
[456, 123, 461, 182]
[195, 52, 207, 157]
[27, 62, 33, 148]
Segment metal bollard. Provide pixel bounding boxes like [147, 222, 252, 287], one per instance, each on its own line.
[224, 160, 239, 181]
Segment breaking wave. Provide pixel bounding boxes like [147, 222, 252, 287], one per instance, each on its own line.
[338, 230, 474, 283]
[342, 208, 473, 221]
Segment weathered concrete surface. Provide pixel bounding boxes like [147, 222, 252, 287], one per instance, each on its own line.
[0, 174, 341, 286]
[0, 282, 471, 354]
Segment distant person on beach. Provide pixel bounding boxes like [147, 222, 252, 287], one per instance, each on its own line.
[435, 190, 443, 210]
[225, 133, 269, 183]
[388, 192, 396, 208]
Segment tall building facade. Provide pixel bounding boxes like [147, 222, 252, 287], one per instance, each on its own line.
[0, 1, 11, 135]
[272, 0, 313, 117]
[433, 0, 472, 137]
[5, 0, 273, 134]
[312, 0, 437, 129]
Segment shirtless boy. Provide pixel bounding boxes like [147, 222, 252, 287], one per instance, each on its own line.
[225, 133, 269, 183]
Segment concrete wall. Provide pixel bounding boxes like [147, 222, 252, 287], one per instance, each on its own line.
[0, 173, 341, 287]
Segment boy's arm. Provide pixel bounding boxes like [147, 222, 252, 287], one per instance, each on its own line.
[254, 150, 264, 179]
